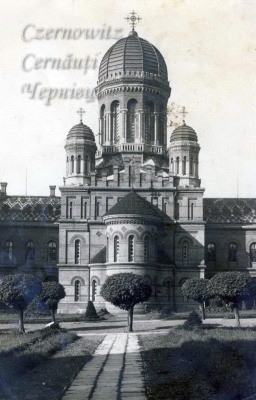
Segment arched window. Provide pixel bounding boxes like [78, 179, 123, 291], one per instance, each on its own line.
[100, 105, 106, 143]
[114, 236, 119, 262]
[77, 155, 81, 174]
[106, 237, 109, 263]
[75, 240, 81, 264]
[170, 158, 174, 173]
[228, 242, 237, 262]
[145, 101, 154, 143]
[176, 157, 179, 174]
[190, 157, 194, 176]
[144, 236, 149, 262]
[5, 240, 13, 260]
[71, 156, 74, 173]
[69, 202, 73, 219]
[74, 280, 80, 302]
[250, 243, 256, 263]
[47, 240, 57, 262]
[26, 241, 35, 261]
[182, 240, 189, 266]
[182, 157, 186, 175]
[127, 99, 137, 143]
[92, 279, 97, 302]
[207, 243, 216, 262]
[189, 203, 194, 220]
[111, 101, 120, 143]
[128, 235, 134, 262]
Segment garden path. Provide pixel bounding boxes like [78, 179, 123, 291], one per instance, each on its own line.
[61, 332, 147, 400]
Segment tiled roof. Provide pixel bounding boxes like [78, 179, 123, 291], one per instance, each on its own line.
[104, 190, 169, 220]
[0, 196, 61, 222]
[90, 247, 106, 264]
[203, 198, 256, 224]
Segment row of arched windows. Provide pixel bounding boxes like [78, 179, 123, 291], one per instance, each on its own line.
[175, 203, 195, 221]
[100, 100, 165, 145]
[2, 240, 57, 262]
[74, 279, 97, 302]
[206, 242, 256, 263]
[67, 155, 92, 175]
[170, 157, 196, 176]
[108, 235, 151, 263]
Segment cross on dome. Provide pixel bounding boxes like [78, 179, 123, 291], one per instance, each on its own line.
[179, 106, 188, 125]
[77, 107, 85, 123]
[125, 11, 142, 31]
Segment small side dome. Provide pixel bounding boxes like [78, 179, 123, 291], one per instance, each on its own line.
[170, 123, 198, 142]
[67, 121, 95, 142]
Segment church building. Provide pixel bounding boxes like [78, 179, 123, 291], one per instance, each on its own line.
[1, 15, 256, 313]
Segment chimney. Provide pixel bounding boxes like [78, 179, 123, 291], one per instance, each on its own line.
[49, 185, 56, 197]
[0, 182, 7, 195]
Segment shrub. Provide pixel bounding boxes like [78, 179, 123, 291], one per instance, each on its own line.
[183, 311, 202, 330]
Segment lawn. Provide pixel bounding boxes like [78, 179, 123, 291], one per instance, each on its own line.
[0, 328, 103, 400]
[140, 326, 256, 400]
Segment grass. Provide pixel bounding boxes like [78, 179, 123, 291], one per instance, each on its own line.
[140, 326, 256, 400]
[0, 328, 103, 400]
[143, 308, 256, 320]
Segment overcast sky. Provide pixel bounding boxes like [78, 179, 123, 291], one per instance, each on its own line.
[0, 0, 255, 198]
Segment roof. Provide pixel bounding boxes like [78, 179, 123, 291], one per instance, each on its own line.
[67, 121, 95, 142]
[170, 123, 198, 143]
[203, 198, 256, 224]
[90, 247, 106, 264]
[104, 190, 170, 220]
[98, 31, 168, 81]
[0, 196, 61, 222]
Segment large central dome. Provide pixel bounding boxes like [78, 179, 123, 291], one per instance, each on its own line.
[98, 31, 168, 82]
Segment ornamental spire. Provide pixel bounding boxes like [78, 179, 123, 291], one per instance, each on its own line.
[77, 107, 85, 123]
[125, 11, 142, 31]
[179, 106, 188, 125]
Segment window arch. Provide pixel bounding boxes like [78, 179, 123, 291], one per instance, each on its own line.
[228, 242, 237, 262]
[127, 99, 137, 142]
[26, 241, 35, 261]
[128, 235, 135, 262]
[207, 243, 216, 262]
[170, 158, 174, 173]
[250, 243, 256, 263]
[182, 240, 189, 266]
[77, 155, 81, 174]
[110, 101, 120, 143]
[145, 101, 154, 143]
[71, 156, 74, 173]
[74, 280, 80, 302]
[92, 279, 97, 302]
[100, 104, 106, 142]
[75, 240, 81, 264]
[144, 236, 149, 262]
[114, 236, 119, 262]
[5, 240, 13, 260]
[182, 157, 186, 175]
[176, 157, 180, 174]
[47, 240, 57, 262]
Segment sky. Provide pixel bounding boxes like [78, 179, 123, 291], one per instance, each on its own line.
[0, 0, 255, 198]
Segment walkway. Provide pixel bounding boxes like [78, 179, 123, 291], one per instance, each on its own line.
[62, 333, 147, 400]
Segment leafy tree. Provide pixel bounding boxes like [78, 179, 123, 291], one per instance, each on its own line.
[39, 282, 66, 323]
[100, 273, 152, 332]
[208, 272, 255, 326]
[182, 278, 210, 320]
[0, 273, 42, 333]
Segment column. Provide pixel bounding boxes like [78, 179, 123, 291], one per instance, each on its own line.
[81, 159, 85, 175]
[74, 157, 77, 174]
[123, 109, 128, 142]
[186, 157, 190, 177]
[105, 112, 111, 144]
[98, 117, 102, 145]
[138, 110, 145, 143]
[154, 112, 159, 145]
[66, 158, 69, 176]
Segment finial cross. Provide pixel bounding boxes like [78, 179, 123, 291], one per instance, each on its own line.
[77, 107, 85, 122]
[179, 106, 188, 124]
[125, 11, 142, 31]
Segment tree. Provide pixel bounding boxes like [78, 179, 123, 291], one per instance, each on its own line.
[100, 273, 152, 332]
[0, 273, 42, 333]
[208, 272, 255, 326]
[182, 278, 210, 320]
[39, 282, 66, 323]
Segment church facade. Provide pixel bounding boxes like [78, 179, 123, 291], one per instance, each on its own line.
[1, 24, 256, 313]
